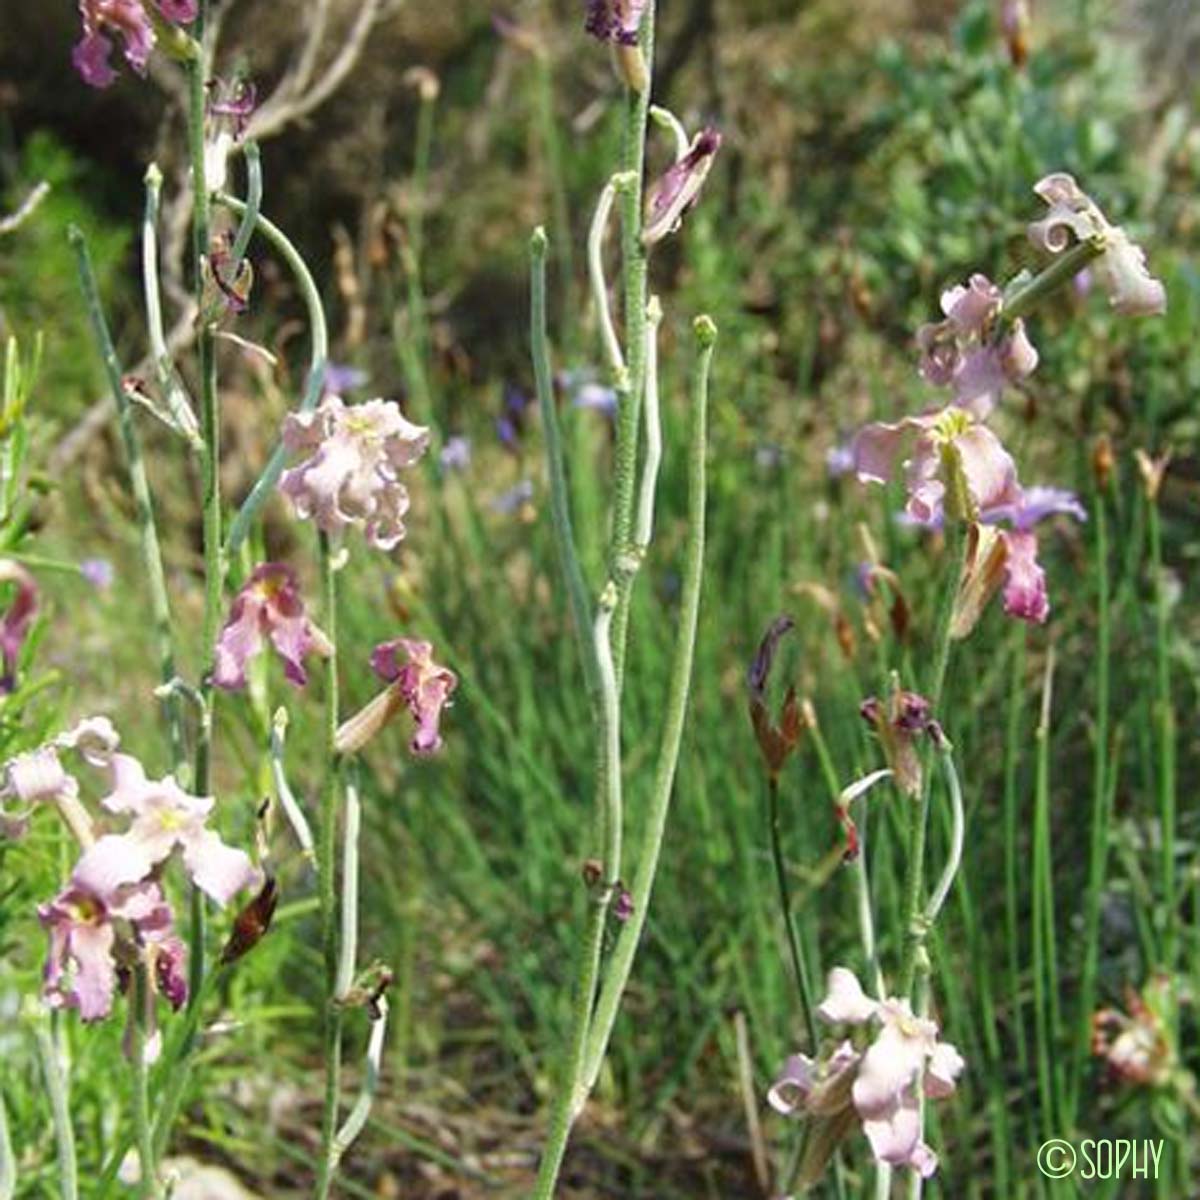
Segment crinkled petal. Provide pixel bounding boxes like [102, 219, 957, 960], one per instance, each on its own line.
[180, 828, 259, 906]
[952, 425, 1021, 513]
[1001, 530, 1049, 624]
[818, 967, 878, 1025]
[768, 1054, 817, 1115]
[73, 833, 156, 897]
[853, 1023, 927, 1117]
[72, 32, 117, 87]
[861, 1093, 926, 1172]
[925, 1040, 965, 1099]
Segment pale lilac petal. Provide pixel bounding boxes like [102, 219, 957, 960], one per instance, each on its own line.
[767, 1053, 816, 1115]
[3, 747, 73, 806]
[952, 424, 1020, 513]
[941, 274, 1001, 334]
[1001, 530, 1049, 624]
[982, 485, 1086, 530]
[100, 753, 153, 814]
[1000, 319, 1039, 379]
[925, 1040, 965, 1099]
[73, 833, 156, 897]
[63, 919, 118, 1020]
[818, 967, 878, 1025]
[180, 828, 258, 906]
[861, 1095, 925, 1171]
[853, 1021, 928, 1117]
[1096, 229, 1167, 316]
[57, 715, 121, 766]
[852, 422, 908, 484]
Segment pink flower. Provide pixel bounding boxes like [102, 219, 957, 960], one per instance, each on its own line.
[38, 879, 187, 1022]
[72, 753, 258, 906]
[0, 746, 76, 839]
[643, 128, 722, 246]
[72, 0, 195, 89]
[915, 274, 1038, 416]
[817, 968, 965, 1177]
[768, 1041, 861, 1118]
[335, 638, 458, 756]
[1028, 173, 1166, 316]
[584, 0, 648, 45]
[213, 563, 332, 691]
[279, 396, 430, 550]
[852, 404, 1021, 525]
[0, 559, 38, 693]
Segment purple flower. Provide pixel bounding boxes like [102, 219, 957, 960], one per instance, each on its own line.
[643, 127, 722, 246]
[0, 747, 76, 840]
[279, 396, 430, 549]
[336, 637, 458, 756]
[40, 879, 187, 1022]
[1029, 173, 1166, 316]
[584, 0, 648, 45]
[573, 382, 618, 416]
[213, 563, 332, 691]
[0, 560, 37, 694]
[980, 484, 1087, 531]
[439, 435, 472, 472]
[371, 639, 458, 755]
[72, 752, 259, 906]
[80, 558, 114, 589]
[825, 442, 855, 478]
[496, 384, 532, 449]
[322, 362, 369, 396]
[852, 404, 1021, 525]
[491, 479, 534, 515]
[915, 274, 1038, 416]
[949, 523, 1050, 637]
[72, 0, 195, 89]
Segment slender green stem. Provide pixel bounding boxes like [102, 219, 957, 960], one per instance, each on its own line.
[924, 746, 965, 926]
[217, 193, 329, 555]
[1001, 239, 1104, 324]
[33, 1017, 77, 1200]
[0, 1080, 14, 1200]
[186, 23, 219, 1015]
[1031, 647, 1062, 1139]
[530, 228, 600, 705]
[149, 966, 229, 1162]
[315, 533, 344, 1200]
[767, 774, 819, 1048]
[1147, 497, 1177, 968]
[69, 229, 185, 778]
[1071, 489, 1111, 1119]
[228, 141, 262, 267]
[609, 1, 656, 688]
[580, 316, 714, 1091]
[130, 967, 159, 1199]
[899, 521, 967, 995]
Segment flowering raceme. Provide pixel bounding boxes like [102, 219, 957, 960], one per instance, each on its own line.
[279, 395, 430, 549]
[213, 563, 332, 691]
[73, 0, 197, 89]
[770, 968, 965, 1180]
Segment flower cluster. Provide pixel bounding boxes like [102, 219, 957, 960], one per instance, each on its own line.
[336, 638, 458, 757]
[73, 0, 197, 89]
[2, 718, 257, 1028]
[770, 968, 965, 1180]
[851, 174, 1164, 632]
[279, 395, 430, 550]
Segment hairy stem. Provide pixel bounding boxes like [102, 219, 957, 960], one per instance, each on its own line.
[581, 316, 714, 1091]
